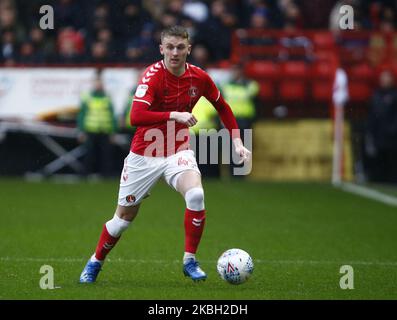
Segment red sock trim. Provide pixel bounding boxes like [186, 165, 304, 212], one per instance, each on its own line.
[94, 224, 120, 261]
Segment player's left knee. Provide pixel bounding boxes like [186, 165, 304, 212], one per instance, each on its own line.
[185, 187, 205, 211]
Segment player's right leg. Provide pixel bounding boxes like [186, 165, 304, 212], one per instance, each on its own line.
[79, 204, 140, 283]
[79, 151, 164, 283]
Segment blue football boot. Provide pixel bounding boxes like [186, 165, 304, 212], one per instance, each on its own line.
[183, 258, 207, 281]
[79, 259, 102, 283]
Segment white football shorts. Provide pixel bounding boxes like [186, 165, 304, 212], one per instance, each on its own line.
[118, 149, 201, 206]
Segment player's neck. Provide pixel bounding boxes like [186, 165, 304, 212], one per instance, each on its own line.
[163, 59, 186, 77]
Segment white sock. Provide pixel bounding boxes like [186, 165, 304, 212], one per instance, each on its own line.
[105, 214, 131, 238]
[183, 252, 196, 264]
[90, 254, 104, 265]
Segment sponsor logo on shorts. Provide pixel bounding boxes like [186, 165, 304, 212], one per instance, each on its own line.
[178, 157, 190, 166]
[126, 194, 136, 203]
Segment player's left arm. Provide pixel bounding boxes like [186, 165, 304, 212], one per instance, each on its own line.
[204, 74, 251, 163]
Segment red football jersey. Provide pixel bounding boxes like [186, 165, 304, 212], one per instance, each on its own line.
[130, 60, 220, 157]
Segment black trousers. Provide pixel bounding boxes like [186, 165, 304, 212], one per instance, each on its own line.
[83, 133, 114, 177]
[229, 119, 253, 178]
[368, 148, 397, 184]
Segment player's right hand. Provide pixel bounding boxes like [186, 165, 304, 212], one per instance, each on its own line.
[170, 112, 198, 127]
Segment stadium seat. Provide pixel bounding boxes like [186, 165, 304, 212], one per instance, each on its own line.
[312, 32, 335, 50]
[312, 81, 333, 102]
[258, 81, 275, 100]
[281, 61, 308, 78]
[348, 82, 373, 102]
[244, 61, 279, 80]
[279, 80, 306, 101]
[348, 63, 375, 80]
[311, 61, 335, 80]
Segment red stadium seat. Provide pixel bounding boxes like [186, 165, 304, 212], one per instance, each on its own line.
[312, 81, 333, 102]
[311, 61, 335, 80]
[348, 82, 373, 102]
[348, 63, 375, 80]
[312, 32, 335, 50]
[258, 81, 275, 100]
[281, 61, 308, 78]
[244, 61, 279, 80]
[279, 80, 306, 101]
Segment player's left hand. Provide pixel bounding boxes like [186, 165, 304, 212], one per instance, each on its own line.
[233, 138, 251, 164]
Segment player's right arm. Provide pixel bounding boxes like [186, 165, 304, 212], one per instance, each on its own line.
[169, 112, 197, 127]
[131, 100, 198, 127]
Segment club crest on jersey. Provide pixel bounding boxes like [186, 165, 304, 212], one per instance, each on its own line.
[135, 84, 148, 98]
[188, 86, 198, 97]
[126, 194, 136, 203]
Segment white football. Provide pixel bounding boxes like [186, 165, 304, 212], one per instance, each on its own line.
[217, 248, 254, 285]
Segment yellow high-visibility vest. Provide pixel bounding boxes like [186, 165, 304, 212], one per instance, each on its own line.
[221, 81, 259, 119]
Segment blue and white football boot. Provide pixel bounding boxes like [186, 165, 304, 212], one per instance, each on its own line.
[183, 258, 207, 281]
[79, 259, 102, 283]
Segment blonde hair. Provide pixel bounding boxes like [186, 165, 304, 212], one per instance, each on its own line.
[160, 25, 190, 43]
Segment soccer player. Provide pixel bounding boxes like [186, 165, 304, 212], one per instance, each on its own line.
[79, 26, 251, 283]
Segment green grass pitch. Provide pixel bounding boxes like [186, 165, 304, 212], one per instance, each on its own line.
[0, 178, 396, 299]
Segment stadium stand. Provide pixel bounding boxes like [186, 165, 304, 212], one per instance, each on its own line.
[1, 0, 397, 182]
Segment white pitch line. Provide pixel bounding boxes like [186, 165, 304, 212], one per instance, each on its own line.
[1, 257, 397, 267]
[336, 182, 397, 207]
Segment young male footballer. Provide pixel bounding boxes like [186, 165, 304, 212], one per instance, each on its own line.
[79, 25, 251, 283]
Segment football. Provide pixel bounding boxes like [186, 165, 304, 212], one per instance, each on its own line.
[216, 248, 254, 285]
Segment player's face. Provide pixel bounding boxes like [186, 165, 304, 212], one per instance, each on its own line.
[160, 36, 191, 74]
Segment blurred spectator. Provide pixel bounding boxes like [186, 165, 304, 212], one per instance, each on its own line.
[89, 41, 111, 64]
[54, 0, 86, 30]
[56, 27, 85, 63]
[189, 43, 211, 69]
[17, 40, 45, 64]
[281, 1, 302, 30]
[365, 70, 397, 184]
[158, 10, 179, 29]
[249, 11, 270, 29]
[125, 24, 158, 63]
[378, 6, 395, 32]
[77, 71, 117, 177]
[0, 1, 25, 41]
[29, 26, 54, 62]
[196, 0, 238, 61]
[220, 64, 259, 178]
[182, 0, 209, 23]
[114, 1, 151, 43]
[0, 30, 18, 64]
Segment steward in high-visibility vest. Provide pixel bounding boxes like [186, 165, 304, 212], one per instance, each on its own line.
[190, 96, 218, 135]
[190, 96, 220, 178]
[78, 91, 117, 134]
[220, 69, 259, 122]
[220, 64, 259, 178]
[77, 75, 117, 177]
